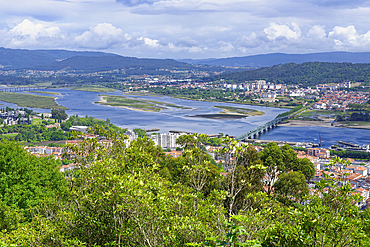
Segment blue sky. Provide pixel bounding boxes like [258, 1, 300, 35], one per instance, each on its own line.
[1, 0, 370, 59]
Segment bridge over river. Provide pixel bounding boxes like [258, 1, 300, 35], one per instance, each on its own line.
[0, 87, 41, 92]
[235, 116, 288, 140]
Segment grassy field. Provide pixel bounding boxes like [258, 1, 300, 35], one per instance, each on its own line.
[32, 118, 56, 125]
[96, 95, 190, 112]
[71, 86, 116, 93]
[0, 92, 68, 109]
[298, 110, 341, 117]
[214, 106, 264, 116]
[27, 91, 61, 95]
[0, 133, 18, 138]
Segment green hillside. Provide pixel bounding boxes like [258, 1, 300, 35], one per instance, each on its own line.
[216, 62, 370, 86]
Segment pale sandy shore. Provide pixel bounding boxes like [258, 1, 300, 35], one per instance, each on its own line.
[99, 96, 107, 103]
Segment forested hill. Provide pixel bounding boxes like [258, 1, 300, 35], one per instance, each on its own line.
[0, 47, 235, 74]
[182, 51, 370, 67]
[214, 62, 370, 86]
[0, 47, 111, 69]
[32, 55, 192, 72]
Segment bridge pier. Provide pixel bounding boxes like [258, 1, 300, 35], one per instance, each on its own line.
[235, 117, 287, 141]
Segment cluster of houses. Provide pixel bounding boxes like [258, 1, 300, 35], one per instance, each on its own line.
[0, 110, 32, 125]
[219, 80, 370, 108]
[313, 90, 369, 111]
[223, 80, 285, 92]
[309, 161, 370, 208]
[286, 146, 370, 208]
[25, 146, 64, 159]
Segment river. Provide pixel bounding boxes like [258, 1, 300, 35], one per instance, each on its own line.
[1, 88, 369, 147]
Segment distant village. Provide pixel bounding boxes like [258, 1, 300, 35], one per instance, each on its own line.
[125, 77, 369, 111]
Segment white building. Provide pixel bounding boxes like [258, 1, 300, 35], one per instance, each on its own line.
[150, 132, 186, 149]
[289, 90, 305, 97]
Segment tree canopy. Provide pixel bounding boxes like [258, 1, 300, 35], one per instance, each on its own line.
[0, 128, 368, 246]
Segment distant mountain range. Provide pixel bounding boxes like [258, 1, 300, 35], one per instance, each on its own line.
[180, 52, 370, 67]
[3, 47, 370, 75]
[0, 47, 113, 70]
[0, 47, 193, 72]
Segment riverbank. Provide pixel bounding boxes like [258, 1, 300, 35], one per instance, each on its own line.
[278, 119, 334, 128]
[279, 119, 370, 130]
[0, 92, 68, 110]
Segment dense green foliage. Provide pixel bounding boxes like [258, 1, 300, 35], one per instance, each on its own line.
[0, 140, 66, 211]
[0, 128, 368, 246]
[0, 123, 69, 142]
[216, 62, 370, 85]
[337, 111, 370, 122]
[0, 115, 124, 143]
[60, 115, 126, 134]
[51, 109, 68, 121]
[330, 150, 370, 160]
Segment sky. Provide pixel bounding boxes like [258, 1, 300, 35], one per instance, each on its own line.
[1, 0, 370, 59]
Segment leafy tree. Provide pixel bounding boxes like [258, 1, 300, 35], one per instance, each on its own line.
[259, 143, 314, 194]
[177, 133, 221, 197]
[217, 137, 265, 216]
[273, 171, 309, 205]
[0, 199, 22, 232]
[30, 127, 227, 246]
[259, 142, 285, 195]
[0, 140, 67, 211]
[51, 109, 68, 121]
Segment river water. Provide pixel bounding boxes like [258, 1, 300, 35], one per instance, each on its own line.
[1, 88, 369, 147]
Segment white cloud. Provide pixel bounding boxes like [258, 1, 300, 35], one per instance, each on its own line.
[264, 22, 302, 40]
[328, 25, 359, 41]
[325, 25, 370, 50]
[6, 19, 63, 47]
[74, 23, 128, 49]
[138, 37, 160, 48]
[307, 25, 326, 39]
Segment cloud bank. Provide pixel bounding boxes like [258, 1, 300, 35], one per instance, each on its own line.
[1, 0, 370, 58]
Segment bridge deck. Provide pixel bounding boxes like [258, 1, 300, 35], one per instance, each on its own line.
[235, 116, 287, 140]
